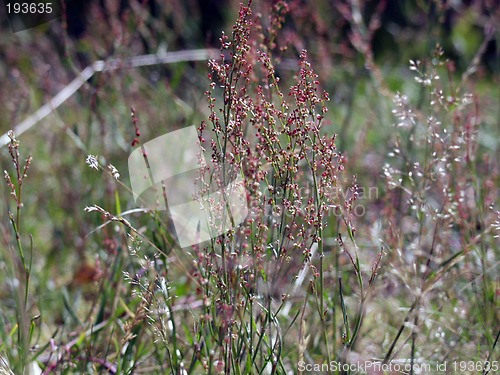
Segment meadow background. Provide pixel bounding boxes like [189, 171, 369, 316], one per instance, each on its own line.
[0, 1, 499, 374]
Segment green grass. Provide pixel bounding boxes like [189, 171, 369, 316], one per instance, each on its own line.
[0, 1, 499, 374]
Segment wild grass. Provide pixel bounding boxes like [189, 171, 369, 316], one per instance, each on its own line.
[0, 0, 499, 374]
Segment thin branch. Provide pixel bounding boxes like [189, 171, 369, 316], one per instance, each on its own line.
[0, 49, 220, 148]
